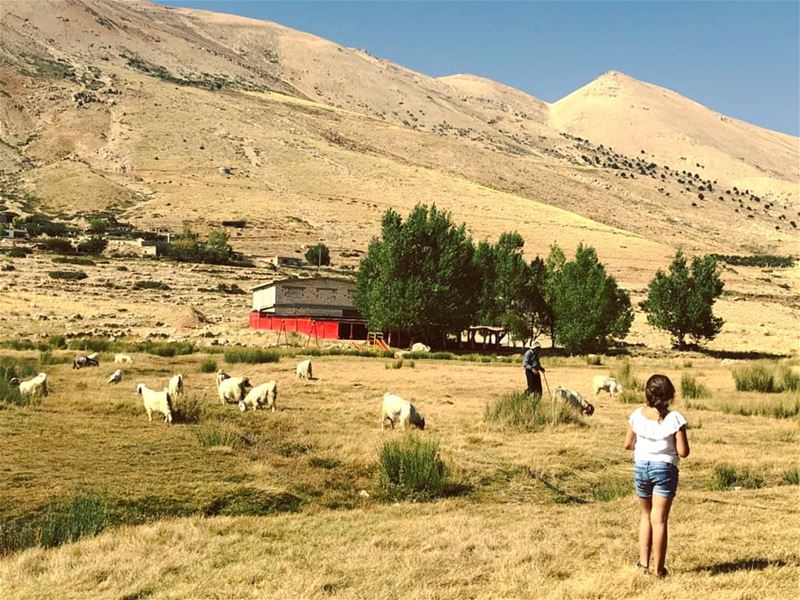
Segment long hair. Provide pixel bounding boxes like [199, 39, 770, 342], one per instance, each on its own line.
[645, 374, 675, 420]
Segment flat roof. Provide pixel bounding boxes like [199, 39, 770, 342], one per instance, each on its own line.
[250, 276, 356, 292]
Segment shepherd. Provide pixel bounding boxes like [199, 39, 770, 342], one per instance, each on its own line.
[522, 341, 546, 397]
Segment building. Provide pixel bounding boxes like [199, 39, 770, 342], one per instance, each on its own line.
[249, 276, 367, 340]
[268, 255, 304, 268]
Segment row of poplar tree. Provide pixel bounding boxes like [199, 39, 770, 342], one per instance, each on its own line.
[353, 204, 724, 353]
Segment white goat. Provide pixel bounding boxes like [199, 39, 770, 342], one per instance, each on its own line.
[381, 393, 425, 431]
[553, 386, 595, 416]
[107, 369, 123, 385]
[168, 373, 184, 400]
[295, 359, 312, 380]
[73, 355, 99, 369]
[240, 381, 278, 412]
[218, 376, 251, 405]
[215, 369, 231, 388]
[114, 353, 133, 364]
[136, 383, 172, 424]
[19, 372, 48, 399]
[593, 376, 623, 400]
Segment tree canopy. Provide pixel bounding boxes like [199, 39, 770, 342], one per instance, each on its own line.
[305, 243, 331, 267]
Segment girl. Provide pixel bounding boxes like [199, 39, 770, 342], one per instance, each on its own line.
[624, 374, 690, 578]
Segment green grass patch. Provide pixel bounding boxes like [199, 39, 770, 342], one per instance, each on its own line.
[710, 464, 765, 491]
[135, 341, 195, 357]
[200, 358, 217, 373]
[681, 373, 710, 399]
[732, 362, 799, 393]
[196, 426, 241, 448]
[484, 391, 585, 432]
[591, 475, 630, 502]
[202, 489, 303, 517]
[618, 389, 644, 404]
[309, 456, 342, 470]
[782, 468, 800, 486]
[0, 356, 38, 406]
[379, 435, 449, 501]
[719, 396, 800, 419]
[224, 348, 279, 364]
[39, 350, 71, 365]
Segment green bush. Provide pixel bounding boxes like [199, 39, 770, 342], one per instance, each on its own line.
[681, 373, 709, 399]
[618, 389, 644, 404]
[379, 435, 449, 501]
[76, 236, 107, 255]
[16, 213, 68, 238]
[39, 238, 75, 254]
[7, 247, 30, 258]
[0, 494, 107, 555]
[709, 254, 794, 268]
[224, 348, 279, 364]
[48, 270, 87, 281]
[138, 342, 195, 357]
[48, 335, 67, 349]
[710, 464, 764, 491]
[305, 242, 331, 266]
[52, 256, 95, 266]
[200, 358, 217, 373]
[484, 391, 584, 432]
[133, 280, 170, 291]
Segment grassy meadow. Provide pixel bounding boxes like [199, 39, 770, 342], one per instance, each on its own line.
[0, 350, 797, 599]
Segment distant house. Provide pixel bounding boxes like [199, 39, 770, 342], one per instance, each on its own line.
[105, 238, 158, 257]
[269, 255, 304, 268]
[249, 276, 366, 340]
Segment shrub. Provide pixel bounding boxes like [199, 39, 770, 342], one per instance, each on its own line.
[719, 397, 800, 419]
[172, 395, 204, 424]
[215, 283, 245, 295]
[39, 238, 75, 254]
[386, 359, 405, 370]
[1, 264, 14, 272]
[39, 350, 70, 366]
[618, 389, 644, 404]
[224, 349, 279, 364]
[52, 256, 95, 266]
[379, 435, 449, 501]
[709, 254, 794, 268]
[48, 270, 87, 281]
[309, 456, 342, 470]
[76, 236, 107, 255]
[0, 494, 107, 555]
[133, 280, 170, 291]
[196, 426, 242, 448]
[731, 362, 798, 393]
[200, 359, 217, 373]
[613, 361, 642, 391]
[139, 341, 195, 357]
[681, 373, 709, 399]
[484, 391, 584, 432]
[305, 242, 331, 266]
[782, 468, 800, 486]
[68, 337, 113, 353]
[710, 464, 764, 491]
[48, 335, 67, 349]
[7, 247, 30, 258]
[16, 213, 68, 238]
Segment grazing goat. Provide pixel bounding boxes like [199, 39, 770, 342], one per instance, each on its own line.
[553, 386, 595, 416]
[114, 353, 133, 365]
[218, 376, 251, 406]
[73, 355, 99, 369]
[381, 393, 425, 431]
[107, 369, 123, 385]
[136, 384, 172, 424]
[410, 342, 431, 353]
[295, 359, 312, 380]
[215, 369, 231, 388]
[168, 373, 184, 400]
[240, 381, 278, 412]
[19, 372, 48, 399]
[592, 376, 623, 400]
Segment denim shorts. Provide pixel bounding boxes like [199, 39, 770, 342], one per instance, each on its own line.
[633, 461, 679, 499]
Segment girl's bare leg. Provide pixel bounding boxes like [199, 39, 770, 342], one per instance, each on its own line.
[650, 495, 674, 575]
[638, 497, 652, 568]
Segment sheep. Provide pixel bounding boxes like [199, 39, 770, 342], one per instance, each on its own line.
[295, 359, 312, 381]
[107, 369, 123, 385]
[239, 380, 277, 412]
[553, 386, 595, 416]
[592, 376, 623, 400]
[381, 393, 425, 431]
[168, 373, 184, 400]
[18, 372, 48, 399]
[73, 354, 99, 369]
[410, 342, 431, 353]
[114, 353, 133, 365]
[218, 376, 251, 406]
[215, 369, 231, 388]
[136, 383, 172, 424]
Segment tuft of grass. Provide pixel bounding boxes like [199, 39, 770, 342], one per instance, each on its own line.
[683, 360, 693, 368]
[585, 354, 602, 366]
[39, 350, 70, 365]
[48, 270, 87, 281]
[135, 341, 195, 357]
[710, 464, 765, 491]
[68, 337, 116, 353]
[781, 468, 800, 486]
[591, 475, 630, 502]
[618, 389, 644, 404]
[731, 362, 798, 393]
[379, 435, 449, 501]
[202, 489, 303, 517]
[196, 426, 241, 448]
[681, 373, 710, 399]
[172, 395, 204, 424]
[200, 358, 217, 373]
[484, 392, 585, 432]
[0, 494, 107, 555]
[386, 359, 405, 370]
[51, 256, 96, 266]
[309, 456, 342, 470]
[719, 397, 800, 419]
[613, 361, 642, 391]
[224, 348, 279, 364]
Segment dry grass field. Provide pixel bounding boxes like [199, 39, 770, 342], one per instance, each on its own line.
[0, 350, 797, 599]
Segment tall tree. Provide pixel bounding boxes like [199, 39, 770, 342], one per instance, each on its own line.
[354, 204, 479, 345]
[640, 250, 724, 347]
[549, 243, 633, 353]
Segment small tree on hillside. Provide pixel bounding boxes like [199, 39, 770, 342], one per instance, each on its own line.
[305, 243, 331, 267]
[354, 204, 479, 345]
[640, 250, 724, 348]
[549, 243, 633, 354]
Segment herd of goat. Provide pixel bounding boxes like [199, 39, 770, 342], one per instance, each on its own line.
[9, 353, 625, 429]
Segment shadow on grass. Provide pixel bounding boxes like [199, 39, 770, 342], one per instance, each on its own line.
[691, 558, 789, 575]
[697, 348, 786, 361]
[529, 470, 589, 505]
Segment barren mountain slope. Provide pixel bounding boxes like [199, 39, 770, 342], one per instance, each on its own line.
[551, 71, 799, 198]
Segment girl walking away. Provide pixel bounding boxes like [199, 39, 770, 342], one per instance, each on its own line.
[624, 374, 690, 578]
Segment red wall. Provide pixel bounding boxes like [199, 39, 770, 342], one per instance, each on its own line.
[249, 313, 343, 339]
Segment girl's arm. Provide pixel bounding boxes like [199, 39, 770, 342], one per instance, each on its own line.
[676, 425, 690, 458]
[624, 426, 636, 450]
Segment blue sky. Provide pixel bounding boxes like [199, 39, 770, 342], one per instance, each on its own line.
[163, 1, 800, 136]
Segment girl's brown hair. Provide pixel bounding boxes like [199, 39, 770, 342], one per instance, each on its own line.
[645, 374, 675, 420]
